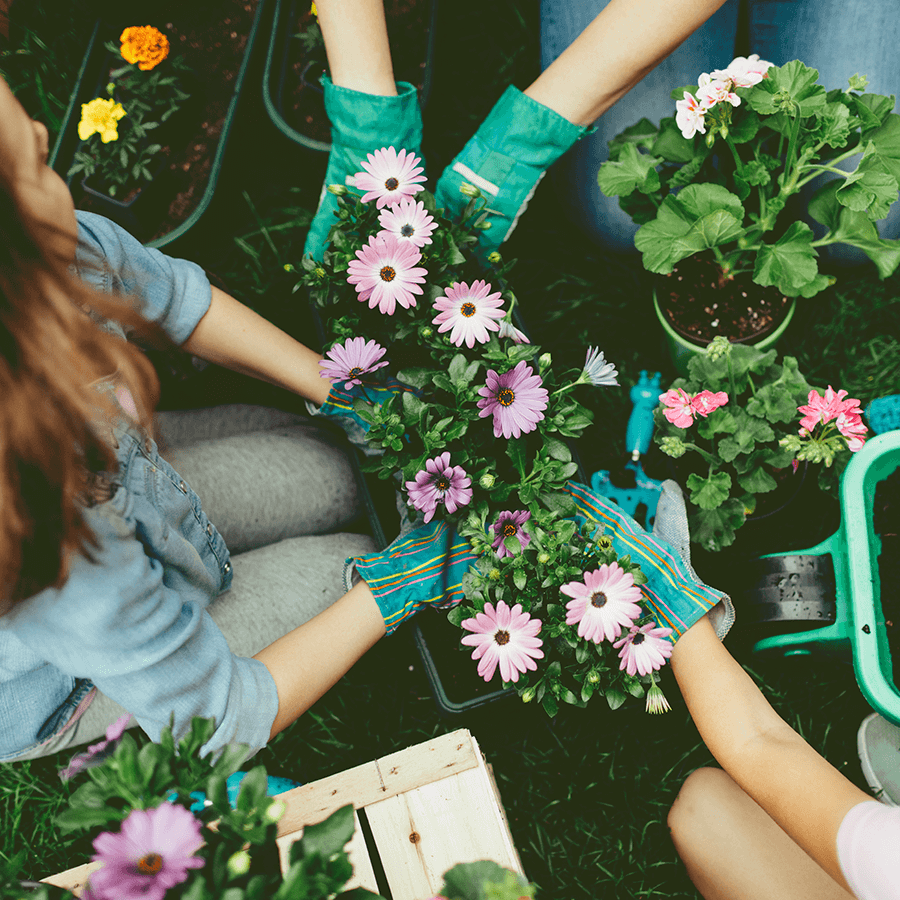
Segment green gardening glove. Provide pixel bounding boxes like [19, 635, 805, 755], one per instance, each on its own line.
[562, 481, 733, 642]
[346, 521, 478, 634]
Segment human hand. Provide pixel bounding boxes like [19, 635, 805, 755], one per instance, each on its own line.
[346, 520, 478, 634]
[562, 481, 733, 642]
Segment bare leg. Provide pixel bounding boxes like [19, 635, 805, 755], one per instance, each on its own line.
[668, 768, 855, 900]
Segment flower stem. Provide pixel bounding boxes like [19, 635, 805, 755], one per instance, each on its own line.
[725, 135, 744, 178]
[684, 442, 720, 467]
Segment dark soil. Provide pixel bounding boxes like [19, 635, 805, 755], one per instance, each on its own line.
[277, 0, 432, 145]
[75, 0, 259, 242]
[659, 254, 792, 346]
[874, 467, 900, 685]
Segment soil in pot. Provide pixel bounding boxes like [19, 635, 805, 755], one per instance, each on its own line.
[659, 254, 792, 346]
[279, 0, 432, 145]
[874, 466, 900, 685]
[75, 0, 259, 243]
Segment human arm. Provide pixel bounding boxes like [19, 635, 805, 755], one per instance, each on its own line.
[670, 615, 871, 892]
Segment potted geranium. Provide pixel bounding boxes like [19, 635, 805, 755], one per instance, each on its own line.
[68, 26, 192, 210]
[296, 147, 680, 716]
[597, 56, 900, 370]
[653, 335, 868, 555]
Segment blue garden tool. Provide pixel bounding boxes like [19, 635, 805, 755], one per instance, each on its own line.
[591, 371, 664, 529]
[183, 771, 300, 812]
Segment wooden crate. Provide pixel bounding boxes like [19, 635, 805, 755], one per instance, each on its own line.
[43, 729, 524, 899]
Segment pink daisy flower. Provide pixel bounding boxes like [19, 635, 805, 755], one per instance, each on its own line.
[583, 347, 619, 386]
[561, 563, 643, 644]
[497, 319, 530, 344]
[491, 509, 531, 558]
[691, 389, 728, 417]
[59, 714, 133, 782]
[461, 600, 544, 683]
[352, 146, 427, 209]
[710, 53, 773, 88]
[85, 802, 204, 900]
[660, 388, 696, 428]
[613, 622, 674, 676]
[432, 280, 505, 349]
[477, 361, 548, 439]
[319, 336, 389, 388]
[675, 91, 706, 140]
[346, 233, 428, 315]
[377, 197, 437, 248]
[406, 451, 473, 523]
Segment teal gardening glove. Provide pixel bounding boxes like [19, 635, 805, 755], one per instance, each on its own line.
[434, 86, 588, 264]
[562, 481, 734, 642]
[347, 521, 478, 634]
[305, 76, 424, 260]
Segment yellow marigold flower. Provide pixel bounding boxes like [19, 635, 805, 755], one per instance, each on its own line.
[120, 25, 170, 71]
[78, 98, 126, 143]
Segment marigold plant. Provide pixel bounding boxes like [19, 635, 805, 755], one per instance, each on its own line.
[119, 25, 170, 71]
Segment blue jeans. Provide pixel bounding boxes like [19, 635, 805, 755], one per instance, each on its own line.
[541, 0, 900, 255]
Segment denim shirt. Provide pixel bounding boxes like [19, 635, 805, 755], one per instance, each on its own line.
[0, 212, 279, 760]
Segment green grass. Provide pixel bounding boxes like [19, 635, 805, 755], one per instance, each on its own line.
[2, 0, 899, 896]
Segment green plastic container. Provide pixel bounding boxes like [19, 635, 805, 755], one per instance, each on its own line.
[653, 288, 797, 377]
[50, 0, 268, 250]
[752, 430, 900, 726]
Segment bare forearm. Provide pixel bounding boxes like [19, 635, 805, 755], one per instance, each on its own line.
[183, 286, 332, 406]
[254, 581, 386, 738]
[671, 616, 868, 886]
[525, 0, 729, 125]
[315, 0, 396, 95]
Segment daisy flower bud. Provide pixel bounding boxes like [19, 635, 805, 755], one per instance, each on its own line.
[327, 183, 347, 196]
[459, 182, 481, 199]
[521, 686, 536, 703]
[537, 551, 551, 565]
[587, 669, 601, 684]
[479, 472, 496, 489]
[264, 799, 286, 824]
[488, 251, 502, 264]
[227, 850, 252, 877]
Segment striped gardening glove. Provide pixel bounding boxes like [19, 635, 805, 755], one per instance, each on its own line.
[346, 520, 478, 634]
[563, 481, 734, 642]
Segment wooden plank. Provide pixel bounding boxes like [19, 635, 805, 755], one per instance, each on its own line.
[364, 736, 524, 900]
[42, 861, 98, 897]
[276, 729, 479, 837]
[276, 809, 379, 895]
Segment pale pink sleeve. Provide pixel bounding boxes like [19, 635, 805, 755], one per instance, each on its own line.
[837, 801, 900, 900]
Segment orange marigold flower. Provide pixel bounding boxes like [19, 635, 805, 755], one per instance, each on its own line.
[120, 25, 170, 71]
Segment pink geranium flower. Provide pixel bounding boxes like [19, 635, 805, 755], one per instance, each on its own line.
[319, 336, 388, 388]
[660, 388, 696, 428]
[613, 623, 674, 677]
[477, 361, 548, 439]
[406, 452, 472, 523]
[461, 600, 544, 683]
[836, 411, 868, 452]
[377, 197, 437, 247]
[710, 53, 773, 88]
[491, 509, 532, 558]
[798, 386, 862, 431]
[696, 73, 741, 110]
[675, 91, 706, 140]
[85, 803, 204, 900]
[691, 390, 729, 417]
[561, 563, 643, 644]
[432, 280, 505, 348]
[346, 233, 427, 315]
[352, 146, 427, 208]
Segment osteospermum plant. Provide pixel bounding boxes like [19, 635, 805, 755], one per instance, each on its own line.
[294, 148, 680, 716]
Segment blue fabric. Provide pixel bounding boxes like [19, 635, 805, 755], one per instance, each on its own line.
[540, 0, 900, 253]
[0, 213, 279, 761]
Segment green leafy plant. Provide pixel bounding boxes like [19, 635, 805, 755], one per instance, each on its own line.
[653, 336, 866, 551]
[598, 58, 900, 298]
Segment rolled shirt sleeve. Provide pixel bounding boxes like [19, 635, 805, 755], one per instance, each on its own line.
[2, 499, 278, 758]
[74, 211, 212, 345]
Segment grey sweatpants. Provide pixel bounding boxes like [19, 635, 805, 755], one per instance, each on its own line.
[22, 405, 375, 759]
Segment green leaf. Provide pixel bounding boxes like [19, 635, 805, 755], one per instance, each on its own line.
[854, 92, 896, 136]
[301, 804, 356, 860]
[836, 142, 899, 220]
[607, 117, 659, 159]
[597, 142, 662, 197]
[746, 356, 812, 423]
[542, 694, 559, 717]
[605, 688, 627, 711]
[727, 109, 762, 145]
[507, 437, 527, 479]
[545, 438, 571, 462]
[753, 221, 819, 296]
[686, 470, 732, 510]
[513, 568, 527, 590]
[440, 861, 528, 900]
[746, 60, 827, 117]
[827, 207, 900, 278]
[737, 464, 778, 493]
[395, 366, 432, 390]
[817, 100, 852, 149]
[652, 115, 699, 163]
[689, 499, 746, 552]
[867, 113, 900, 184]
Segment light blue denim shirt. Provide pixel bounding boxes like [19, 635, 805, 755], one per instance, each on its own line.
[0, 212, 279, 761]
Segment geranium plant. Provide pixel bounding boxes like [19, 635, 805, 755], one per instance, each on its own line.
[598, 56, 900, 299]
[295, 147, 681, 716]
[1, 717, 536, 900]
[653, 336, 868, 552]
[69, 26, 192, 198]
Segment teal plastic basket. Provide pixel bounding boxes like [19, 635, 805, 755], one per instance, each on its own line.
[751, 430, 900, 725]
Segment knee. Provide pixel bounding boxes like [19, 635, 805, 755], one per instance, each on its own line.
[667, 766, 733, 845]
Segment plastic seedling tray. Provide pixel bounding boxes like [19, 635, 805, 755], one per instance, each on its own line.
[749, 430, 900, 726]
[49, 0, 268, 250]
